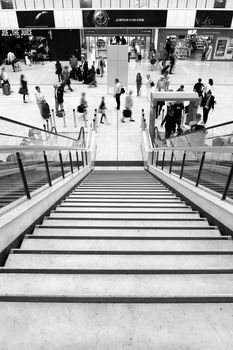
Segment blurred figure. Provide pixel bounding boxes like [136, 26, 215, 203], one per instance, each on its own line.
[7, 51, 16, 72]
[163, 72, 170, 91]
[62, 66, 73, 91]
[35, 86, 46, 116]
[202, 90, 215, 124]
[79, 92, 88, 126]
[122, 90, 135, 123]
[55, 60, 63, 82]
[69, 54, 78, 80]
[136, 72, 142, 96]
[1, 67, 11, 95]
[98, 96, 107, 124]
[81, 56, 88, 84]
[169, 51, 176, 74]
[98, 56, 105, 77]
[193, 78, 204, 97]
[54, 83, 65, 116]
[19, 74, 28, 103]
[145, 74, 153, 101]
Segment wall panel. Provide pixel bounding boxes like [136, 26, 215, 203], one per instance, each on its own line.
[177, 0, 187, 7]
[148, 0, 159, 7]
[0, 11, 10, 27]
[14, 0, 25, 9]
[187, 0, 196, 8]
[54, 10, 65, 27]
[92, 0, 100, 7]
[158, 0, 168, 7]
[54, 0, 63, 8]
[196, 0, 205, 7]
[44, 0, 54, 8]
[63, 0, 73, 8]
[7, 11, 18, 28]
[110, 0, 119, 8]
[169, 0, 177, 8]
[73, 9, 83, 26]
[63, 9, 74, 26]
[34, 0, 44, 8]
[206, 0, 215, 7]
[25, 0, 35, 9]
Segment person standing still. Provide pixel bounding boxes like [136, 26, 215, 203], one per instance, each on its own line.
[35, 86, 46, 116]
[54, 84, 65, 115]
[114, 78, 122, 110]
[202, 90, 215, 124]
[98, 56, 105, 78]
[62, 66, 73, 91]
[55, 60, 63, 82]
[136, 73, 142, 96]
[69, 54, 78, 80]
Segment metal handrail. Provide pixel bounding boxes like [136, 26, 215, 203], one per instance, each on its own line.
[0, 145, 87, 153]
[0, 115, 78, 141]
[149, 146, 233, 154]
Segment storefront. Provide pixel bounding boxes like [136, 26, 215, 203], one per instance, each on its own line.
[82, 28, 152, 59]
[158, 28, 233, 61]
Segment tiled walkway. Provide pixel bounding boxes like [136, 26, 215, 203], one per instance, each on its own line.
[1, 58, 233, 161]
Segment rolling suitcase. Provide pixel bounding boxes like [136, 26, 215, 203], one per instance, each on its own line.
[41, 102, 51, 119]
[123, 109, 132, 118]
[2, 83, 10, 95]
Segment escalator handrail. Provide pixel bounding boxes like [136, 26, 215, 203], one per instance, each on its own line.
[0, 115, 77, 141]
[149, 145, 233, 153]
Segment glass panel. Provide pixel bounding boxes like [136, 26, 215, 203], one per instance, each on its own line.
[163, 149, 172, 172]
[25, 0, 35, 9]
[46, 150, 64, 181]
[226, 168, 233, 200]
[172, 150, 184, 177]
[0, 0, 14, 9]
[198, 151, 233, 198]
[0, 152, 25, 209]
[181, 149, 201, 183]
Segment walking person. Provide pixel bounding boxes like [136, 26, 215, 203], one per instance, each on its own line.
[1, 67, 11, 95]
[69, 54, 78, 80]
[7, 51, 16, 72]
[113, 78, 122, 110]
[35, 86, 46, 116]
[136, 72, 142, 96]
[62, 66, 73, 91]
[201, 90, 215, 125]
[79, 92, 88, 126]
[55, 60, 63, 82]
[145, 74, 153, 101]
[193, 78, 204, 97]
[161, 103, 175, 139]
[122, 91, 135, 123]
[98, 96, 107, 124]
[169, 51, 176, 74]
[19, 74, 28, 103]
[81, 56, 89, 84]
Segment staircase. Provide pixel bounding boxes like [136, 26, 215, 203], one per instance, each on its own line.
[1, 169, 233, 349]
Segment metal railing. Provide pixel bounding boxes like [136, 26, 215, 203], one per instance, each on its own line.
[148, 145, 233, 201]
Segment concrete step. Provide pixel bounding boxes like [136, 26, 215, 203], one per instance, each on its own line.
[56, 206, 193, 213]
[20, 238, 233, 252]
[0, 273, 233, 301]
[33, 227, 221, 238]
[0, 303, 232, 349]
[74, 189, 171, 193]
[49, 212, 201, 220]
[60, 202, 190, 208]
[64, 198, 183, 203]
[42, 218, 209, 228]
[68, 194, 177, 198]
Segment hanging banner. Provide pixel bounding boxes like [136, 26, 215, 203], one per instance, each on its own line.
[16, 11, 55, 28]
[195, 10, 233, 27]
[82, 10, 167, 28]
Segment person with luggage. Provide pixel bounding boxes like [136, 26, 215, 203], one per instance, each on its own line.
[78, 92, 88, 126]
[98, 96, 107, 124]
[7, 51, 16, 72]
[136, 72, 142, 96]
[19, 74, 28, 103]
[62, 66, 73, 92]
[55, 60, 63, 82]
[122, 90, 135, 123]
[35, 86, 46, 117]
[1, 67, 11, 95]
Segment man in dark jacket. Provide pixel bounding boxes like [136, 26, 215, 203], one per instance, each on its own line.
[54, 83, 65, 115]
[202, 90, 215, 124]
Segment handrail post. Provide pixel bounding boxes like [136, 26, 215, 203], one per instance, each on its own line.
[46, 119, 49, 131]
[169, 151, 174, 174]
[59, 151, 65, 178]
[51, 109, 56, 130]
[85, 151, 88, 165]
[76, 151, 80, 170]
[161, 150, 165, 170]
[180, 151, 186, 179]
[16, 152, 31, 199]
[43, 151, 52, 187]
[151, 150, 154, 165]
[73, 108, 77, 128]
[222, 158, 233, 200]
[81, 151, 85, 167]
[69, 151, 73, 173]
[155, 151, 159, 167]
[196, 151, 206, 187]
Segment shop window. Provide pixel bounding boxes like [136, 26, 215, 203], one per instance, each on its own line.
[14, 0, 25, 9]
[0, 0, 14, 9]
[64, 0, 72, 8]
[80, 0, 92, 7]
[35, 0, 44, 8]
[186, 0, 196, 8]
[168, 0, 177, 8]
[92, 0, 100, 7]
[148, 0, 159, 8]
[25, 0, 35, 9]
[206, 0, 215, 7]
[44, 0, 54, 8]
[53, 0, 63, 8]
[177, 0, 187, 7]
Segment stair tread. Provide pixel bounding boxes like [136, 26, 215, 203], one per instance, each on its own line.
[20, 239, 233, 251]
[49, 212, 200, 219]
[5, 254, 233, 269]
[0, 273, 233, 297]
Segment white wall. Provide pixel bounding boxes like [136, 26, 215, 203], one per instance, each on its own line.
[167, 9, 196, 27]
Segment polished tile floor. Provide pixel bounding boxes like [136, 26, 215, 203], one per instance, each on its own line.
[1, 57, 233, 160]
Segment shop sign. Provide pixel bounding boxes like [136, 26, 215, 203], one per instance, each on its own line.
[195, 10, 233, 28]
[214, 0, 226, 8]
[0, 29, 33, 37]
[16, 11, 55, 28]
[82, 10, 167, 28]
[84, 28, 152, 35]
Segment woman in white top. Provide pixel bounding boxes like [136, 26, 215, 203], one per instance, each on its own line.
[145, 74, 152, 101]
[35, 86, 46, 116]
